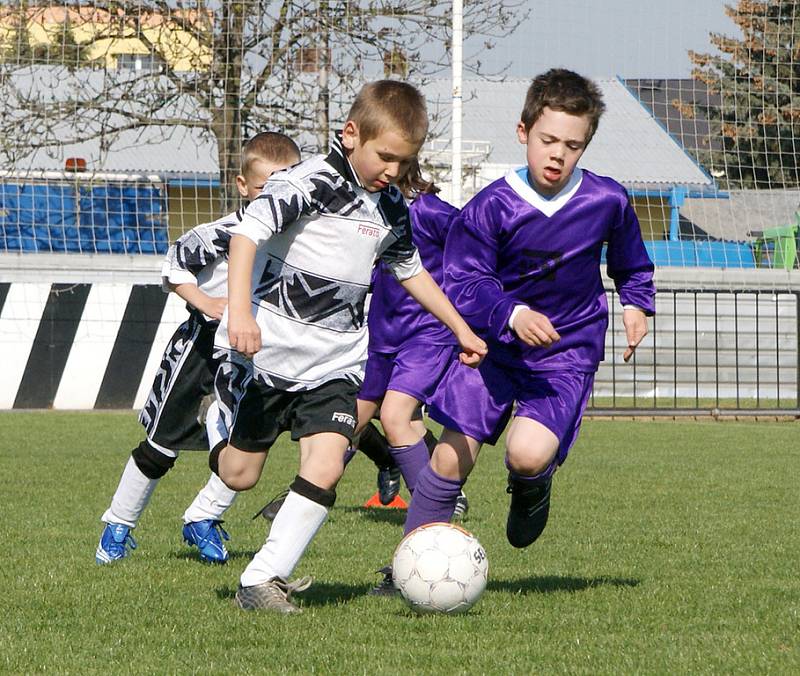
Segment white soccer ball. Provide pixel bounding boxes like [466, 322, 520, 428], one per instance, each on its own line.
[392, 522, 488, 614]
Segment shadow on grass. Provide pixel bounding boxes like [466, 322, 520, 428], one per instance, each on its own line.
[213, 581, 373, 607]
[488, 575, 640, 595]
[172, 549, 258, 563]
[339, 505, 407, 526]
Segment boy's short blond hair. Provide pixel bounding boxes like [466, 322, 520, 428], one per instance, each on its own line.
[241, 132, 301, 176]
[347, 80, 428, 146]
[521, 69, 605, 141]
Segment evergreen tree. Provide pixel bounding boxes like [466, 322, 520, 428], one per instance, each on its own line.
[688, 0, 800, 189]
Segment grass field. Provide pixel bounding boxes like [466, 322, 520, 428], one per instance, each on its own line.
[1, 412, 798, 674]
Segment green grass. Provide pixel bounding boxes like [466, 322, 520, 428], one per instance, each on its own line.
[1, 412, 798, 674]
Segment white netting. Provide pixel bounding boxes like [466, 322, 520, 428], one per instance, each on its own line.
[0, 1, 798, 412]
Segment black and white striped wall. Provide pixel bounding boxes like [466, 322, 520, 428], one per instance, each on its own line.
[1, 281, 188, 409]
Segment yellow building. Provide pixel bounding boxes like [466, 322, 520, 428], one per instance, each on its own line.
[0, 5, 211, 71]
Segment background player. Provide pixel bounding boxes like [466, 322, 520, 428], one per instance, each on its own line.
[95, 132, 300, 565]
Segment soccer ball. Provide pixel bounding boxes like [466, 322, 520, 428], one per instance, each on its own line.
[392, 522, 488, 614]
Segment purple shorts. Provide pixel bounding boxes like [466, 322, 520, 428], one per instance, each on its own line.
[359, 343, 457, 404]
[429, 356, 594, 466]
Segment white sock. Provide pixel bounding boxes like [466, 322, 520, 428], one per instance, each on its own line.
[205, 400, 228, 450]
[182, 473, 238, 524]
[240, 490, 328, 587]
[101, 456, 159, 528]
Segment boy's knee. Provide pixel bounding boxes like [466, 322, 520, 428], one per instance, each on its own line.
[379, 408, 414, 446]
[132, 440, 176, 479]
[505, 444, 556, 476]
[216, 445, 260, 491]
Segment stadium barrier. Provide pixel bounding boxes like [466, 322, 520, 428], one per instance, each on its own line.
[1, 268, 797, 415]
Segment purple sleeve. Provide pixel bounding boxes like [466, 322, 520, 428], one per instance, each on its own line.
[443, 202, 518, 343]
[606, 197, 656, 315]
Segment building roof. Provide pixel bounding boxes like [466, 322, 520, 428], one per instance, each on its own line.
[3, 69, 713, 188]
[680, 190, 800, 242]
[624, 78, 723, 157]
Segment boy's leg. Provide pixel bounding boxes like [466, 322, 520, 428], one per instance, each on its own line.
[403, 428, 481, 534]
[234, 378, 357, 613]
[182, 401, 238, 563]
[504, 416, 559, 549]
[97, 317, 214, 563]
[236, 433, 348, 613]
[380, 390, 430, 495]
[505, 371, 595, 548]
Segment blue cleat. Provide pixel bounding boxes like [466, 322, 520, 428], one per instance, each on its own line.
[96, 523, 137, 564]
[182, 519, 230, 564]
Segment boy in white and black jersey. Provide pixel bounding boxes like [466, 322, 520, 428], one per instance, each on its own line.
[95, 132, 301, 565]
[211, 80, 488, 614]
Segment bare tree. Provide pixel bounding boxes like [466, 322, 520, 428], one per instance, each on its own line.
[1, 1, 527, 213]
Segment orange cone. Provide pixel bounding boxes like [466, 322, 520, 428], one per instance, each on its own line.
[363, 491, 408, 509]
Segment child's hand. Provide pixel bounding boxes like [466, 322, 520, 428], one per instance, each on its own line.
[201, 296, 228, 321]
[456, 329, 488, 368]
[512, 309, 560, 347]
[622, 308, 648, 362]
[228, 312, 261, 358]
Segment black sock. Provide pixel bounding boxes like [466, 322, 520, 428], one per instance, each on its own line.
[358, 421, 395, 469]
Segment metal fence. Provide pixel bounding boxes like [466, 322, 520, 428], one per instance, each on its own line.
[592, 287, 799, 415]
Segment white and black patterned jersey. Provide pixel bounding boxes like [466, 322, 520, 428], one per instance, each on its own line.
[160, 208, 243, 321]
[215, 135, 424, 392]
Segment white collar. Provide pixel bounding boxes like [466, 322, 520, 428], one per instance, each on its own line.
[504, 167, 584, 217]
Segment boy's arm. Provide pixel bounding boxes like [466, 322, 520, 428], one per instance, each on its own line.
[226, 234, 261, 358]
[170, 283, 227, 321]
[398, 269, 487, 366]
[606, 196, 656, 362]
[443, 207, 531, 345]
[225, 172, 313, 358]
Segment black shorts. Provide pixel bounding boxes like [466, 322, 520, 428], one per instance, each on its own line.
[138, 314, 219, 452]
[230, 378, 359, 453]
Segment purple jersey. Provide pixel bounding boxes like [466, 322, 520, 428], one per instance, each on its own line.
[368, 193, 458, 352]
[444, 168, 655, 372]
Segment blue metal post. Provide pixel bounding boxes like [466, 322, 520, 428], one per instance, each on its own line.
[668, 185, 686, 242]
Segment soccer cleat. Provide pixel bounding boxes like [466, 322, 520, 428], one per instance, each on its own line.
[452, 490, 469, 521]
[182, 519, 230, 564]
[252, 489, 289, 522]
[96, 523, 137, 564]
[377, 465, 402, 506]
[368, 565, 399, 596]
[234, 576, 313, 613]
[506, 474, 552, 549]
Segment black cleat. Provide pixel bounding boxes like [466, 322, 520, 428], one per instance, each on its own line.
[368, 565, 399, 596]
[452, 489, 469, 521]
[506, 474, 552, 548]
[377, 466, 402, 505]
[252, 489, 289, 522]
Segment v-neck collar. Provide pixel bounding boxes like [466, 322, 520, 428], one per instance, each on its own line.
[505, 166, 584, 217]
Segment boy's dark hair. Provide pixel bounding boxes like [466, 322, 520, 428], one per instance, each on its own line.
[396, 158, 439, 198]
[241, 132, 301, 176]
[347, 80, 428, 146]
[520, 69, 605, 141]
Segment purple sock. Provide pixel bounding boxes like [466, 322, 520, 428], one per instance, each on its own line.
[389, 437, 430, 494]
[343, 446, 357, 467]
[403, 463, 464, 535]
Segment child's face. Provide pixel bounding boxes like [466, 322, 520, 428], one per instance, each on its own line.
[341, 121, 420, 192]
[236, 158, 296, 201]
[517, 107, 591, 197]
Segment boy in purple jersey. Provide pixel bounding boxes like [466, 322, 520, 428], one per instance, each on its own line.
[402, 69, 656, 549]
